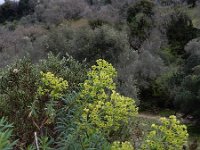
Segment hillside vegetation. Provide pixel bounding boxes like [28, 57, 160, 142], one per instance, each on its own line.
[0, 0, 200, 149]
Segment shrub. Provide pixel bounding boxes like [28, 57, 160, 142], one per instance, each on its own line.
[167, 12, 198, 56]
[0, 56, 190, 149]
[142, 115, 188, 150]
[186, 0, 197, 7]
[0, 58, 39, 144]
[55, 59, 138, 149]
[38, 71, 68, 100]
[29, 71, 68, 125]
[173, 38, 200, 118]
[151, 67, 178, 106]
[0, 0, 19, 23]
[174, 73, 200, 118]
[0, 54, 87, 148]
[18, 0, 35, 16]
[79, 59, 138, 137]
[38, 53, 88, 91]
[46, 25, 131, 65]
[184, 38, 200, 73]
[127, 0, 155, 47]
[0, 24, 47, 67]
[127, 0, 154, 22]
[34, 0, 88, 24]
[45, 24, 137, 99]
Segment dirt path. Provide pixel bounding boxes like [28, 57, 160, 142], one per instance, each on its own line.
[138, 113, 160, 121]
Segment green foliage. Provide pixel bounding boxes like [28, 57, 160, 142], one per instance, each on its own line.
[29, 71, 68, 124]
[0, 57, 69, 146]
[18, 0, 35, 16]
[0, 56, 190, 149]
[55, 91, 111, 150]
[55, 59, 138, 149]
[151, 66, 179, 107]
[186, 0, 197, 7]
[185, 55, 200, 74]
[0, 0, 34, 23]
[127, 0, 154, 22]
[79, 59, 138, 137]
[38, 53, 87, 91]
[0, 58, 39, 144]
[46, 25, 131, 64]
[89, 19, 108, 29]
[0, 0, 198, 148]
[142, 115, 188, 150]
[111, 141, 134, 150]
[173, 39, 200, 118]
[38, 71, 68, 100]
[167, 12, 198, 56]
[0, 117, 16, 150]
[0, 54, 87, 147]
[174, 73, 200, 118]
[26, 136, 54, 150]
[127, 0, 154, 47]
[0, 1, 19, 23]
[160, 47, 178, 65]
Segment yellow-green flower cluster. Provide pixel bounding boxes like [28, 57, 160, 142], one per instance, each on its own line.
[142, 115, 188, 150]
[111, 141, 134, 150]
[38, 71, 68, 99]
[80, 59, 138, 134]
[80, 59, 117, 99]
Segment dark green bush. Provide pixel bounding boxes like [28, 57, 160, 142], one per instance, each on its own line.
[174, 74, 200, 118]
[127, 0, 155, 48]
[167, 13, 197, 56]
[186, 0, 197, 7]
[174, 39, 200, 118]
[127, 0, 154, 23]
[18, 0, 35, 16]
[0, 58, 39, 144]
[38, 53, 88, 91]
[0, 1, 19, 23]
[46, 25, 131, 65]
[0, 53, 87, 148]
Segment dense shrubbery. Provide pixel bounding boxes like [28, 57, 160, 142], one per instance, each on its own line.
[167, 12, 198, 56]
[186, 0, 197, 7]
[173, 38, 200, 118]
[0, 1, 19, 23]
[0, 0, 35, 23]
[0, 0, 198, 120]
[0, 58, 39, 143]
[142, 115, 188, 149]
[127, 0, 155, 48]
[0, 54, 87, 148]
[0, 0, 200, 148]
[0, 56, 189, 149]
[38, 53, 88, 91]
[79, 59, 138, 137]
[46, 24, 131, 64]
